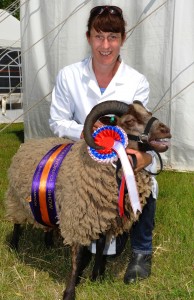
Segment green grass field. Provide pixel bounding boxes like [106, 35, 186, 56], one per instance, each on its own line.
[0, 123, 193, 300]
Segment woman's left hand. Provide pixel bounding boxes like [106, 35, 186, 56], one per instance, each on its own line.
[126, 149, 152, 173]
[92, 121, 104, 132]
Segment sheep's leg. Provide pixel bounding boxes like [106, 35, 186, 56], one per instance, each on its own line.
[9, 223, 21, 250]
[63, 243, 84, 300]
[76, 246, 92, 285]
[91, 235, 107, 281]
[44, 229, 54, 248]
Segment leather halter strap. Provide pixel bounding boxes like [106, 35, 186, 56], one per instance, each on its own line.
[144, 117, 158, 135]
[127, 117, 158, 143]
[127, 116, 163, 175]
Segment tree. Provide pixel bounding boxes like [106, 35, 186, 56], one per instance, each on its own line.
[0, 0, 20, 20]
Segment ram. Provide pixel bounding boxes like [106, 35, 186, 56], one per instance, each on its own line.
[5, 101, 171, 300]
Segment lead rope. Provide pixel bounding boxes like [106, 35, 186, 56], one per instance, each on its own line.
[144, 148, 163, 176]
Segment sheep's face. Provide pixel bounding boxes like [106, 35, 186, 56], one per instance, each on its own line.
[100, 102, 171, 153]
[120, 103, 171, 152]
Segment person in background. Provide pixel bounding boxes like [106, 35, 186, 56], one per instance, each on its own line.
[49, 5, 158, 284]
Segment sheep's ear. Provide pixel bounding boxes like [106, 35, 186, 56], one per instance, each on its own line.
[133, 100, 152, 116]
[133, 100, 144, 106]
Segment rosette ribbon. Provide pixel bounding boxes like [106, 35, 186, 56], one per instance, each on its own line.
[87, 126, 141, 217]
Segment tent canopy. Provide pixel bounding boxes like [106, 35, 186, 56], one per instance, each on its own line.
[0, 9, 20, 49]
[0, 9, 22, 124]
[20, 0, 194, 171]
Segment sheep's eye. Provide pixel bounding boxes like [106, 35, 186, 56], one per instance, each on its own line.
[99, 116, 117, 126]
[119, 114, 137, 127]
[125, 119, 135, 126]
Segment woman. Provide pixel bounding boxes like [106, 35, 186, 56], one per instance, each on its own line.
[49, 5, 157, 284]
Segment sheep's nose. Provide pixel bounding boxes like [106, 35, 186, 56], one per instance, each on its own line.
[161, 123, 170, 134]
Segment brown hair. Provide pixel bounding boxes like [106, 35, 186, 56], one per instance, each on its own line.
[87, 6, 126, 38]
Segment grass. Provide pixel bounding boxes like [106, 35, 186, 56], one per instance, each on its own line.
[0, 123, 193, 300]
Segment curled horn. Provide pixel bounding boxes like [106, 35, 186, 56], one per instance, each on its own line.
[83, 100, 129, 149]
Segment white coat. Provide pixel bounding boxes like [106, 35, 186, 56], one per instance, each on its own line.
[49, 56, 150, 141]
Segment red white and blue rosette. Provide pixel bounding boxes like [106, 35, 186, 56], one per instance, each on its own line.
[88, 125, 128, 164]
[87, 125, 141, 218]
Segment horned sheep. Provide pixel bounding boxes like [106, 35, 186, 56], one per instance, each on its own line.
[5, 100, 171, 300]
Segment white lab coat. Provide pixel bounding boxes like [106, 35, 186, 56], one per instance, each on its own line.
[49, 56, 150, 141]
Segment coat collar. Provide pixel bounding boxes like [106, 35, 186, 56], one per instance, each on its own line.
[82, 56, 126, 95]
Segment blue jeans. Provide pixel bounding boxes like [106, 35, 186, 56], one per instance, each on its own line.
[130, 194, 156, 255]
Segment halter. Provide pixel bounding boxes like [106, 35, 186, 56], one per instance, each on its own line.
[127, 117, 158, 144]
[127, 116, 163, 175]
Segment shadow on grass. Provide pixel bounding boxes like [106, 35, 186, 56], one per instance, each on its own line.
[9, 129, 24, 143]
[5, 225, 71, 282]
[5, 224, 130, 284]
[0, 123, 24, 143]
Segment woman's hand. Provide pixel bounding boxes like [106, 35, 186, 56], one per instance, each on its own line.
[80, 120, 103, 139]
[92, 120, 104, 132]
[126, 149, 152, 173]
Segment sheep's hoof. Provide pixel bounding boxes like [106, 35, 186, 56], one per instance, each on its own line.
[8, 240, 19, 251]
[62, 289, 75, 300]
[44, 230, 54, 248]
[90, 271, 105, 282]
[8, 224, 22, 251]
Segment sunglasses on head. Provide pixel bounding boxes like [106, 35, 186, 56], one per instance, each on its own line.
[90, 6, 123, 17]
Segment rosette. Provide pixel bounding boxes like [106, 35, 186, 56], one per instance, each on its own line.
[87, 125, 128, 163]
[87, 125, 141, 217]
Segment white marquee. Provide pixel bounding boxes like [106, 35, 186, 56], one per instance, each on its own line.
[20, 0, 194, 171]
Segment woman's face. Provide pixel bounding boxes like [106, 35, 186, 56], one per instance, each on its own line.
[87, 28, 125, 66]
